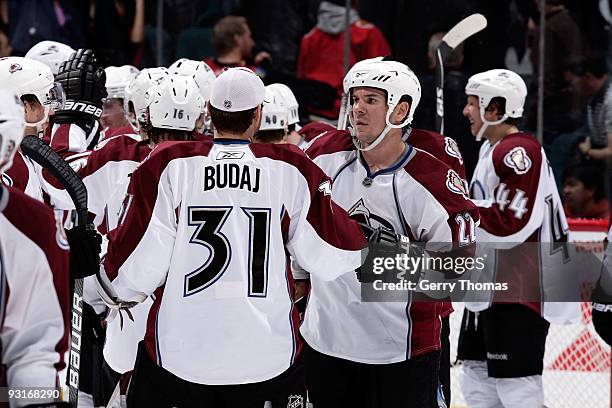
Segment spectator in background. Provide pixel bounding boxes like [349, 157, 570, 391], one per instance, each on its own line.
[237, 0, 317, 78]
[563, 164, 610, 219]
[89, 0, 145, 67]
[204, 15, 271, 76]
[565, 56, 612, 162]
[526, 0, 587, 143]
[1, 0, 87, 55]
[296, 0, 390, 120]
[0, 20, 11, 57]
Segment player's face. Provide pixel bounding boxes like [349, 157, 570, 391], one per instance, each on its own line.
[563, 177, 592, 212]
[237, 24, 255, 60]
[463, 95, 483, 137]
[23, 99, 45, 124]
[351, 87, 388, 143]
[101, 98, 128, 129]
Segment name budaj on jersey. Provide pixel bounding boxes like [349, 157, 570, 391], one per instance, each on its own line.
[204, 162, 261, 193]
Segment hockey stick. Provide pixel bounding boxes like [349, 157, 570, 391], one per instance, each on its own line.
[435, 13, 487, 134]
[20, 135, 88, 408]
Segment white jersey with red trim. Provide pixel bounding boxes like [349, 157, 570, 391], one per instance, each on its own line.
[468, 132, 578, 323]
[1, 151, 43, 201]
[0, 185, 70, 402]
[100, 138, 366, 385]
[302, 131, 479, 364]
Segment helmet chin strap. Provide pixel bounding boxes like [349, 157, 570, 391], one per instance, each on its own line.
[475, 107, 508, 142]
[26, 105, 50, 134]
[350, 107, 407, 151]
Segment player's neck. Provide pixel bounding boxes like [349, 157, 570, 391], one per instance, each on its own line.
[486, 125, 519, 144]
[214, 129, 252, 142]
[362, 132, 406, 171]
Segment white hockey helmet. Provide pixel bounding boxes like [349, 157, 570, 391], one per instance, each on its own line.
[0, 57, 65, 128]
[267, 83, 299, 126]
[143, 74, 203, 131]
[0, 89, 26, 173]
[343, 58, 421, 151]
[24, 40, 75, 75]
[124, 67, 169, 131]
[465, 69, 527, 141]
[105, 65, 140, 100]
[169, 58, 216, 105]
[259, 87, 288, 131]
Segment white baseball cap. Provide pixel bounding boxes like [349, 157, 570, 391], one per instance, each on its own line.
[210, 67, 265, 112]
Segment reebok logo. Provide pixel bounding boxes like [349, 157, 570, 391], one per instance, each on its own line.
[487, 352, 508, 360]
[216, 151, 245, 160]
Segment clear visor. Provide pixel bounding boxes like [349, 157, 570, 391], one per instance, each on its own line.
[44, 82, 65, 111]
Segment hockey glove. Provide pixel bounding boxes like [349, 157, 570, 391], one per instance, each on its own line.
[66, 223, 102, 280]
[355, 222, 410, 281]
[54, 49, 107, 122]
[592, 302, 612, 346]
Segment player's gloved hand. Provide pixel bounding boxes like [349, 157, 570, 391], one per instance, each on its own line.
[66, 223, 102, 280]
[54, 49, 106, 148]
[355, 222, 410, 282]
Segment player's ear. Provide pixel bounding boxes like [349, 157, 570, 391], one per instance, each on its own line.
[391, 100, 410, 125]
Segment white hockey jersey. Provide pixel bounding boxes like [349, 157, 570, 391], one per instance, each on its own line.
[1, 151, 44, 201]
[40, 132, 152, 374]
[468, 132, 579, 323]
[100, 138, 366, 385]
[0, 185, 70, 406]
[301, 131, 480, 363]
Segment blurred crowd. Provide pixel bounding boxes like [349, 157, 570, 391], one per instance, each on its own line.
[1, 0, 611, 220]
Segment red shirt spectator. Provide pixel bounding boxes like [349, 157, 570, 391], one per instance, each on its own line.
[297, 1, 390, 120]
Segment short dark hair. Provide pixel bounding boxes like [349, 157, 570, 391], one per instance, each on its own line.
[21, 94, 40, 106]
[562, 163, 606, 201]
[209, 103, 258, 134]
[212, 16, 248, 56]
[254, 129, 285, 143]
[149, 128, 192, 144]
[486, 97, 522, 126]
[565, 56, 609, 79]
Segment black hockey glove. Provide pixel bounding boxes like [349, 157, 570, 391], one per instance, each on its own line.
[66, 223, 102, 280]
[355, 222, 410, 282]
[54, 49, 107, 122]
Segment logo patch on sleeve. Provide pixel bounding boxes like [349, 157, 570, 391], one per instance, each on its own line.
[444, 137, 463, 164]
[446, 169, 469, 199]
[503, 146, 532, 175]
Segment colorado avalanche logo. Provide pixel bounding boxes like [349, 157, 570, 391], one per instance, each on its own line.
[8, 63, 22, 74]
[446, 170, 469, 199]
[348, 198, 395, 232]
[503, 146, 532, 175]
[444, 137, 463, 165]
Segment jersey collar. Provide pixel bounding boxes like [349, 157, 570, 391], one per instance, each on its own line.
[357, 143, 415, 181]
[213, 138, 251, 145]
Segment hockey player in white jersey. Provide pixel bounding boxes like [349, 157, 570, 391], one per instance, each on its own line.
[457, 69, 571, 408]
[97, 67, 367, 407]
[169, 58, 215, 136]
[266, 83, 303, 146]
[301, 58, 479, 408]
[46, 73, 203, 406]
[0, 89, 71, 408]
[101, 65, 140, 137]
[25, 40, 76, 76]
[0, 56, 64, 200]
